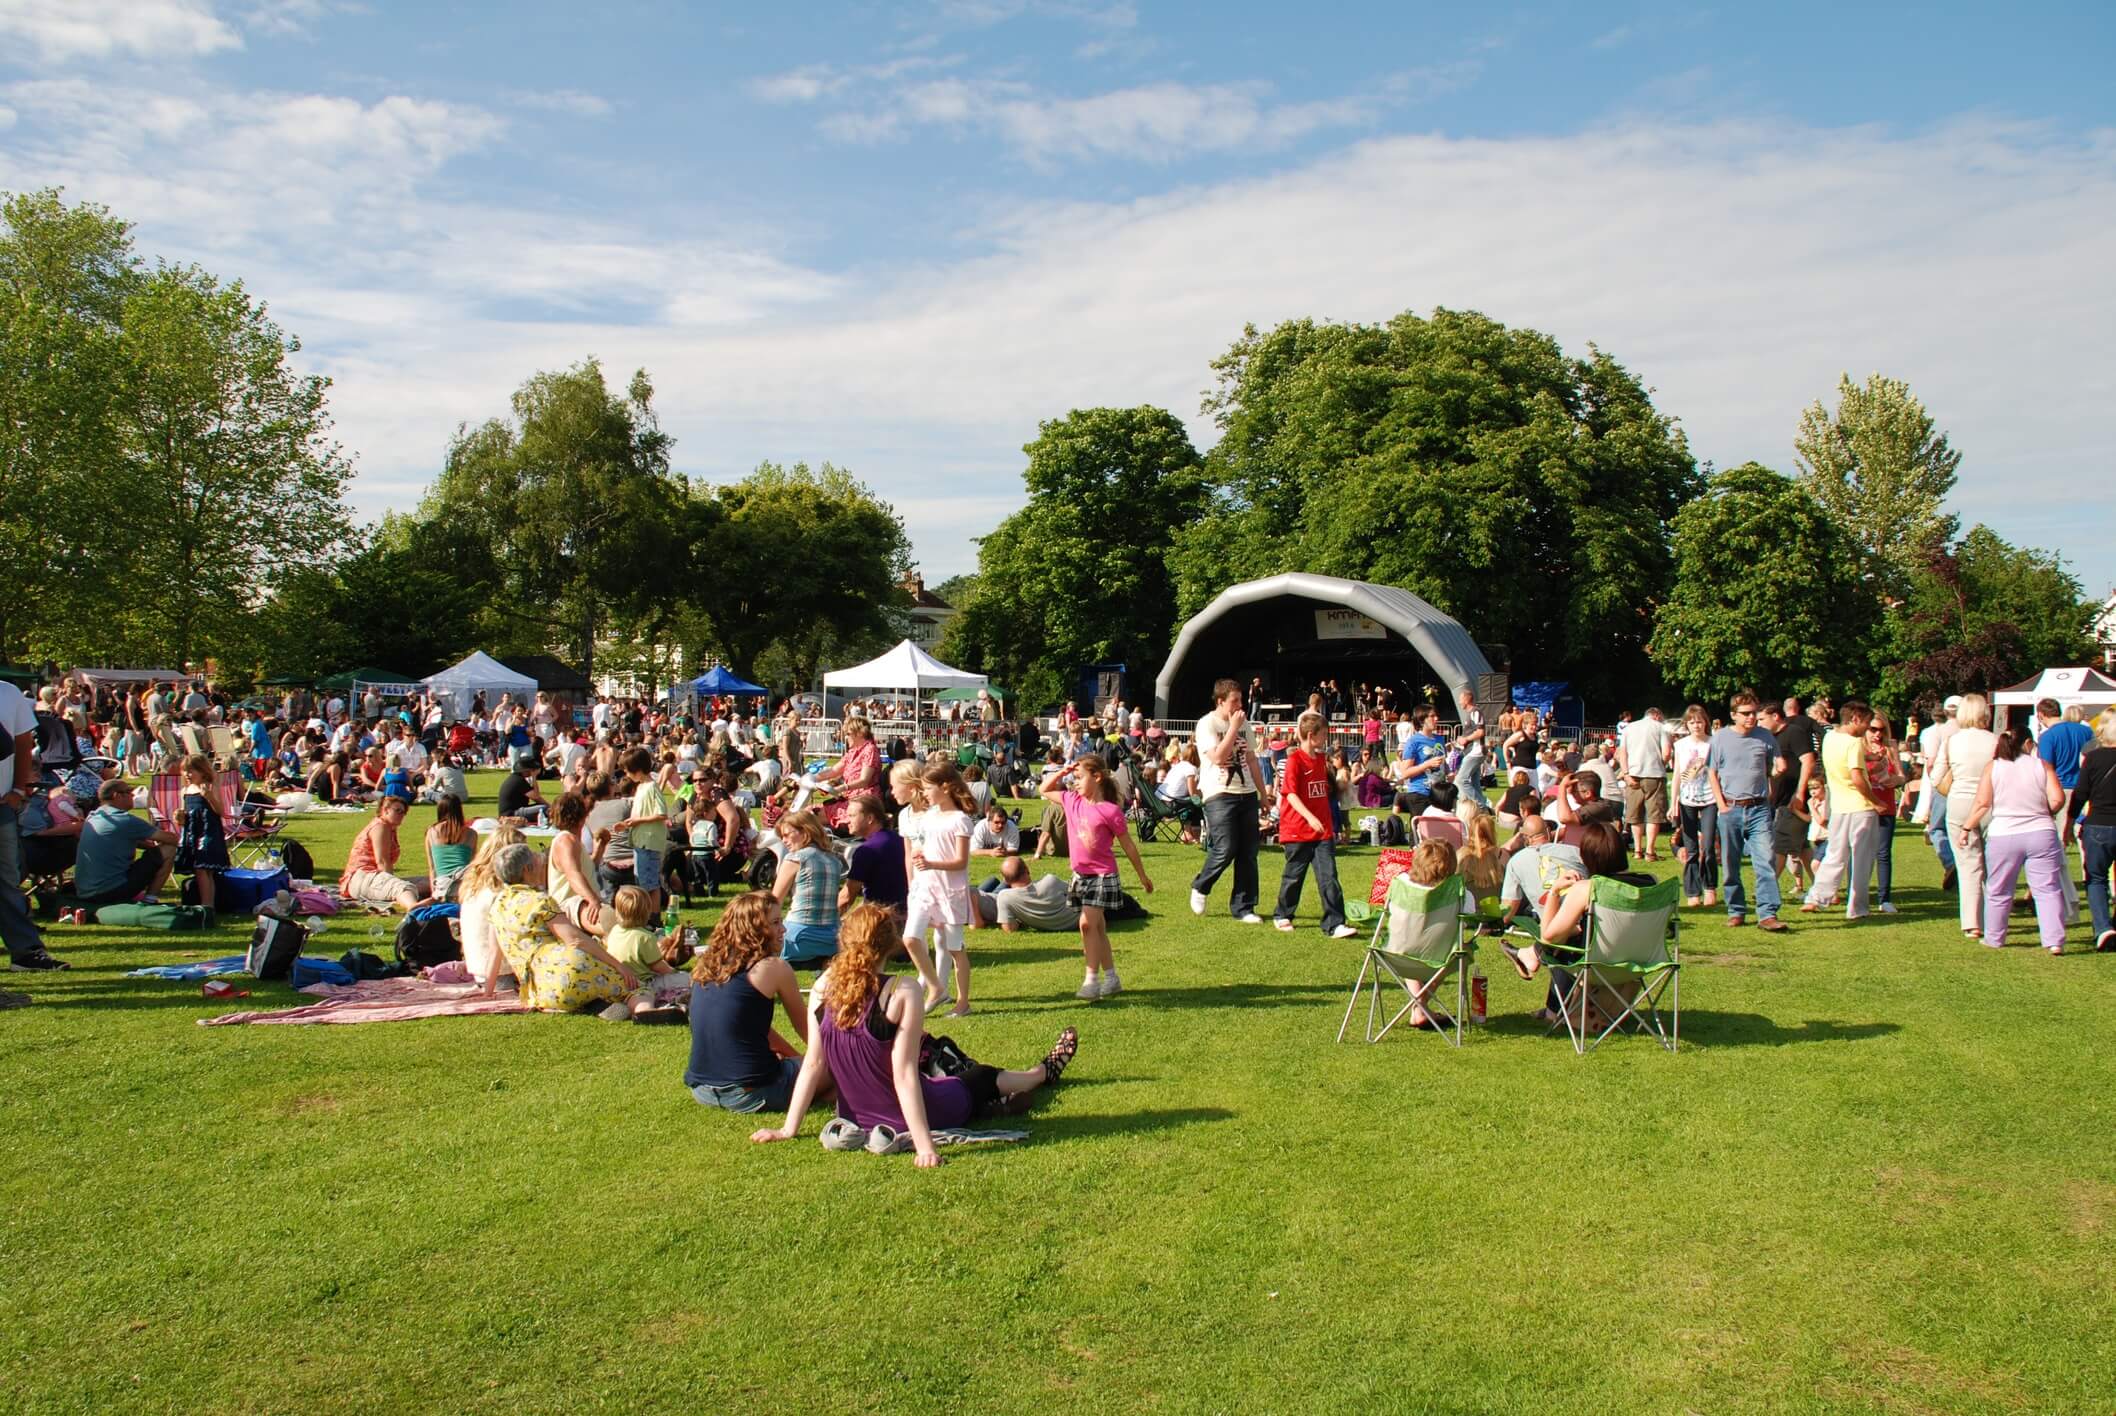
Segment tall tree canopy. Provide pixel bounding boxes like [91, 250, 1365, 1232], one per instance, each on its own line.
[422, 361, 682, 680]
[1648, 463, 1882, 703]
[1795, 373, 1961, 595]
[1174, 310, 1700, 703]
[703, 460, 912, 686]
[1879, 526, 2093, 712]
[941, 406, 1203, 711]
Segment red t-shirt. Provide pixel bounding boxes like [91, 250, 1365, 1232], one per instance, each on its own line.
[1279, 748, 1332, 843]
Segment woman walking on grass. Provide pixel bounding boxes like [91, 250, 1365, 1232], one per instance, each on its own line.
[1041, 754, 1153, 1000]
[1961, 727, 2069, 954]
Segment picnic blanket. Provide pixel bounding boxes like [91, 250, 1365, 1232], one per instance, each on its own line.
[199, 975, 530, 1026]
[127, 955, 250, 980]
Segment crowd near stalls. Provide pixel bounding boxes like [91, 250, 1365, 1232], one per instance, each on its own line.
[4, 660, 2112, 1155]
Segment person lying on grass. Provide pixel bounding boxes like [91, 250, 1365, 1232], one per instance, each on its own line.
[751, 904, 1078, 1168]
[1497, 822, 1650, 1026]
[686, 891, 821, 1114]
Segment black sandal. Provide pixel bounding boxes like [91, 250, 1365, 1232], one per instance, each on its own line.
[1041, 1026, 1079, 1083]
[1498, 940, 1535, 981]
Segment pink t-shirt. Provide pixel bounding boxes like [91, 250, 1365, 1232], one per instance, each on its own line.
[1061, 789, 1129, 877]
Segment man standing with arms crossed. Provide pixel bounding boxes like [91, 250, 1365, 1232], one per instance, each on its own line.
[1189, 678, 1267, 924]
[1709, 691, 1789, 933]
[1618, 705, 1673, 862]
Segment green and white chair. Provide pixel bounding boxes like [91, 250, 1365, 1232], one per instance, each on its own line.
[1552, 874, 1681, 1055]
[1337, 873, 1473, 1047]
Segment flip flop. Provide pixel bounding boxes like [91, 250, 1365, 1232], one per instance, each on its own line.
[1498, 940, 1535, 981]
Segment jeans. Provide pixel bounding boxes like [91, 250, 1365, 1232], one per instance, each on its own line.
[1677, 801, 1719, 897]
[2081, 823, 2115, 940]
[1983, 831, 2068, 951]
[1193, 793, 1261, 918]
[689, 1058, 800, 1113]
[1275, 839, 1346, 932]
[1925, 792, 1956, 871]
[1717, 802, 1781, 921]
[0, 804, 49, 963]
[1874, 812, 1895, 904]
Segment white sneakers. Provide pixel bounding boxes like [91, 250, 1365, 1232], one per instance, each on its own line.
[1076, 976, 1101, 999]
[1330, 925, 1360, 939]
[1076, 970, 1123, 999]
[1235, 913, 1264, 925]
[1189, 888, 1207, 915]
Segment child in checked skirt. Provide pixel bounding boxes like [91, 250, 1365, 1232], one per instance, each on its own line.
[1040, 753, 1154, 1000]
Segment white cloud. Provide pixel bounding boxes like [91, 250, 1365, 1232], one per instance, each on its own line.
[750, 65, 849, 103]
[0, 0, 240, 62]
[504, 87, 614, 118]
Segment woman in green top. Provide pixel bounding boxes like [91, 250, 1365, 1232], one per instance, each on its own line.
[424, 794, 476, 902]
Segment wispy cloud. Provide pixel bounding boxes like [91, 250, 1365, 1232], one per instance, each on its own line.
[504, 87, 615, 119]
[1592, 25, 1633, 50]
[0, 0, 241, 63]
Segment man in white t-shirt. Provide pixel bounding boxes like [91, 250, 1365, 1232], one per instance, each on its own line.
[1188, 677, 1267, 924]
[0, 681, 65, 971]
[1618, 706, 1673, 861]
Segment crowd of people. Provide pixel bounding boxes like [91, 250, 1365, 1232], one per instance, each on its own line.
[5, 661, 2112, 1157]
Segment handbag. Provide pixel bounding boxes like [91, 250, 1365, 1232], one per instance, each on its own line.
[246, 908, 314, 981]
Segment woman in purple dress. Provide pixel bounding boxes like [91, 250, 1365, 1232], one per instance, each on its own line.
[749, 904, 1077, 1167]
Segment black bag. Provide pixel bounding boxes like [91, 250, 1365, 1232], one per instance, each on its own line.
[278, 838, 315, 881]
[1376, 814, 1408, 847]
[919, 1033, 979, 1081]
[245, 910, 309, 981]
[393, 909, 461, 969]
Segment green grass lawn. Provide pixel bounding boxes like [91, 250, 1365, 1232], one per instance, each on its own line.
[4, 773, 2114, 1413]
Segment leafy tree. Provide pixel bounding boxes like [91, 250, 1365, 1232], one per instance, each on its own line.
[1794, 373, 1961, 595]
[243, 516, 485, 680]
[942, 407, 1203, 711]
[703, 461, 911, 686]
[1649, 463, 1882, 703]
[118, 264, 354, 666]
[1879, 526, 2093, 711]
[0, 189, 142, 661]
[930, 572, 979, 611]
[422, 361, 682, 680]
[1176, 310, 1700, 703]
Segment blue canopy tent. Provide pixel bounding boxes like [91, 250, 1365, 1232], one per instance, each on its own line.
[1511, 680, 1585, 736]
[691, 666, 769, 697]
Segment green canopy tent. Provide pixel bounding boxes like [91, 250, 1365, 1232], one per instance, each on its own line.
[0, 665, 40, 687]
[934, 684, 1006, 702]
[260, 674, 313, 687]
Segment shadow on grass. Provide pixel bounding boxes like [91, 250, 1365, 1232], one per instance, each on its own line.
[1038, 1105, 1235, 1140]
[1478, 1009, 1901, 1048]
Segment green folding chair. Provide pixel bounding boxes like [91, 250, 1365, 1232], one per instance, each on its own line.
[1337, 873, 1473, 1046]
[1551, 874, 1681, 1055]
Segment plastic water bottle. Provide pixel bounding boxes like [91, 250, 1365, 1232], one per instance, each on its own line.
[663, 906, 680, 935]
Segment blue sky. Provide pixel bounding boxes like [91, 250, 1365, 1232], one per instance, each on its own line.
[3, 0, 2112, 594]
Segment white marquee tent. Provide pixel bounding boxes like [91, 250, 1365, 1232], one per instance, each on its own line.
[822, 640, 986, 694]
[1991, 665, 2116, 729]
[424, 650, 537, 718]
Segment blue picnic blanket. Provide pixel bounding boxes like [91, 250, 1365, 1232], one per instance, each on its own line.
[127, 955, 248, 980]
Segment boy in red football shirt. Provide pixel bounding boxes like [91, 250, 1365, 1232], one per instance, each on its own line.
[1274, 711, 1357, 937]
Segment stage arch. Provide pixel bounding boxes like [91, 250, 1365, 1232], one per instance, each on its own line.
[1154, 572, 1493, 718]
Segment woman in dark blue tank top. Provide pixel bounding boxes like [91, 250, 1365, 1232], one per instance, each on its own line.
[684, 893, 814, 1114]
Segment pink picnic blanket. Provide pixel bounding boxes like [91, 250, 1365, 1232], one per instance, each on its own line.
[199, 975, 530, 1026]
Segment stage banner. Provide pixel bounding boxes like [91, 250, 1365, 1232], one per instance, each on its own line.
[1314, 608, 1387, 641]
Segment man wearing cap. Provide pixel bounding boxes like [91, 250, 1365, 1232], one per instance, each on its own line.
[1920, 696, 1962, 891]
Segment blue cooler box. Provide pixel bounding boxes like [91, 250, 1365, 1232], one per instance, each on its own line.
[220, 866, 292, 915]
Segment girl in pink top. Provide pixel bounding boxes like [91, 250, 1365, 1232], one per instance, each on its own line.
[1040, 754, 1154, 1000]
[1962, 727, 2068, 953]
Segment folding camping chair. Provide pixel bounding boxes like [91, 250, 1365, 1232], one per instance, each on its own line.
[1133, 788, 1202, 844]
[1414, 814, 1466, 848]
[1338, 873, 1473, 1047]
[147, 772, 185, 830]
[216, 768, 286, 869]
[1549, 874, 1681, 1055]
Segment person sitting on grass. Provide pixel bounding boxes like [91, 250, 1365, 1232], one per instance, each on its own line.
[341, 795, 431, 911]
[685, 891, 817, 1114]
[457, 823, 522, 990]
[970, 854, 1082, 932]
[1498, 822, 1651, 1027]
[495, 760, 547, 826]
[424, 793, 474, 902]
[173, 753, 230, 912]
[598, 884, 687, 1017]
[1458, 812, 1505, 906]
[770, 809, 843, 969]
[74, 779, 177, 908]
[969, 802, 1020, 856]
[750, 904, 1079, 1167]
[481, 843, 642, 1013]
[546, 791, 611, 936]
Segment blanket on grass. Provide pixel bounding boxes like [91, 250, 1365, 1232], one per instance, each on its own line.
[199, 975, 530, 1026]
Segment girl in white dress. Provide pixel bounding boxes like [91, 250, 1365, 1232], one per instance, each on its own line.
[906, 763, 977, 1017]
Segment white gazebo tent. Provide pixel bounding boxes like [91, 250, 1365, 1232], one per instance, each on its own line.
[424, 650, 538, 719]
[1991, 665, 2116, 732]
[822, 640, 986, 748]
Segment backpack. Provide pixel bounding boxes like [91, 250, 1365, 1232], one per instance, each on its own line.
[278, 838, 315, 881]
[394, 903, 462, 969]
[1376, 814, 1408, 847]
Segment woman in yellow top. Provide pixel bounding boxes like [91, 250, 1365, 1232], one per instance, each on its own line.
[480, 843, 641, 1012]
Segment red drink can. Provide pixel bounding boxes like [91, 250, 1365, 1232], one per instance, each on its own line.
[1471, 973, 1488, 1021]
